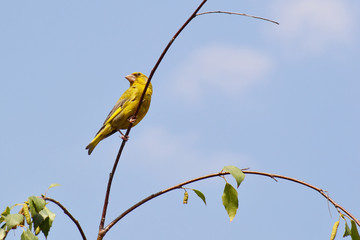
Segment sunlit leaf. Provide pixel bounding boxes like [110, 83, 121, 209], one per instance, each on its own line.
[48, 184, 60, 190]
[192, 189, 206, 205]
[223, 166, 245, 188]
[21, 229, 38, 240]
[5, 214, 23, 230]
[351, 220, 360, 240]
[1, 207, 11, 217]
[222, 183, 238, 222]
[40, 208, 55, 227]
[330, 220, 339, 240]
[28, 197, 45, 217]
[45, 184, 61, 195]
[0, 228, 6, 240]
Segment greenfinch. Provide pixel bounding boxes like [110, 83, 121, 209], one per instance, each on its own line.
[86, 72, 152, 155]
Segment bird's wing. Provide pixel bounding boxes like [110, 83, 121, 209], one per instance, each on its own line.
[103, 86, 138, 125]
[103, 98, 128, 125]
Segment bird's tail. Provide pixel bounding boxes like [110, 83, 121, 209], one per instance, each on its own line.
[86, 124, 112, 155]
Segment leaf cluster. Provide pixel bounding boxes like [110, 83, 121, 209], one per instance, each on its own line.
[330, 214, 360, 240]
[0, 184, 59, 240]
[182, 166, 245, 222]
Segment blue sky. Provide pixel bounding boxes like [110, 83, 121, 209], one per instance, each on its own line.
[1, 0, 359, 239]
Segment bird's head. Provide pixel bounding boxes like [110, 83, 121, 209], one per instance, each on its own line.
[125, 72, 148, 85]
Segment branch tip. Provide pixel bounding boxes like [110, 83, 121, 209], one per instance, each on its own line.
[196, 11, 279, 25]
[43, 196, 87, 240]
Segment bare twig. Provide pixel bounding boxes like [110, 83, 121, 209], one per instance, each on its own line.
[104, 171, 227, 233]
[102, 170, 359, 235]
[43, 196, 87, 240]
[98, 139, 128, 234]
[196, 11, 279, 25]
[97, 1, 208, 239]
[97, 1, 281, 239]
[244, 171, 360, 226]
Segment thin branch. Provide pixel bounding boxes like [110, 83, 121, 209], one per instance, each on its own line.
[43, 196, 87, 240]
[98, 139, 128, 232]
[197, 11, 279, 25]
[103, 170, 359, 235]
[97, 3, 281, 236]
[244, 171, 360, 226]
[97, 1, 208, 239]
[98, 1, 280, 238]
[104, 171, 227, 233]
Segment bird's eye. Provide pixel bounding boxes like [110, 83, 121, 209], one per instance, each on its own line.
[135, 73, 140, 77]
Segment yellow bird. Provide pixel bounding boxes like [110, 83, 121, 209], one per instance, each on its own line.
[86, 72, 152, 155]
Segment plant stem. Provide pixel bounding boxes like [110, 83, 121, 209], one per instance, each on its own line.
[197, 11, 279, 25]
[103, 170, 359, 235]
[97, 1, 208, 239]
[43, 196, 87, 240]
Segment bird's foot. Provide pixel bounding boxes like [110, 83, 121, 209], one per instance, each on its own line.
[121, 135, 129, 141]
[128, 116, 137, 124]
[118, 130, 129, 141]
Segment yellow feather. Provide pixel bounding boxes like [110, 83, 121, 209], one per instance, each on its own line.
[86, 72, 152, 155]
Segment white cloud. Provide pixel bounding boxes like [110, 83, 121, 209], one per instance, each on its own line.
[268, 0, 356, 52]
[171, 44, 273, 101]
[126, 126, 255, 179]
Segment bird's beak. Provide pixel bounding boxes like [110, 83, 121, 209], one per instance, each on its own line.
[125, 74, 136, 83]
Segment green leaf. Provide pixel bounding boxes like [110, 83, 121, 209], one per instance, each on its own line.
[28, 197, 45, 217]
[223, 166, 245, 188]
[45, 184, 61, 195]
[0, 228, 6, 240]
[192, 189, 206, 205]
[222, 183, 238, 222]
[344, 221, 352, 237]
[29, 201, 36, 219]
[1, 207, 11, 217]
[33, 208, 55, 238]
[32, 213, 44, 230]
[351, 220, 360, 240]
[39, 208, 55, 228]
[4, 214, 24, 230]
[21, 229, 38, 240]
[40, 218, 51, 238]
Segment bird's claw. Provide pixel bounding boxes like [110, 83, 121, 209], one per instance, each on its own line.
[118, 130, 129, 141]
[128, 116, 137, 124]
[121, 135, 129, 141]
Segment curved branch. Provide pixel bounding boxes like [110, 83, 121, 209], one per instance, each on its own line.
[98, 3, 282, 237]
[43, 196, 87, 240]
[196, 11, 279, 25]
[103, 170, 359, 235]
[244, 171, 360, 226]
[98, 1, 281, 239]
[97, 0, 208, 239]
[104, 171, 226, 233]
